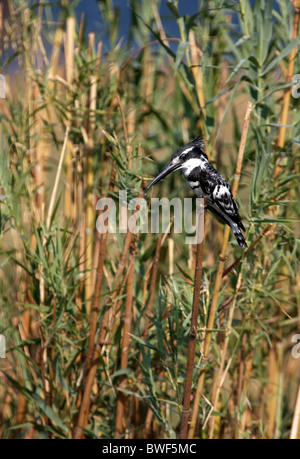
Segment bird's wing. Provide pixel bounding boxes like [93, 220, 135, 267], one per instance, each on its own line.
[212, 182, 245, 228]
[200, 164, 244, 229]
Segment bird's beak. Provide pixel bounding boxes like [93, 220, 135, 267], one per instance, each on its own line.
[147, 160, 182, 190]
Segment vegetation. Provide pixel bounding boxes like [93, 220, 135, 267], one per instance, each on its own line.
[0, 0, 299, 439]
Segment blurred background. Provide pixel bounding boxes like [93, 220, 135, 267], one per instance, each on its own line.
[0, 0, 299, 439]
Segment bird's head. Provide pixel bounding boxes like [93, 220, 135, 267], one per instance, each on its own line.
[147, 136, 207, 190]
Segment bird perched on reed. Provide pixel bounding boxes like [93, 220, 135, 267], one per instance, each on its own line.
[147, 136, 247, 248]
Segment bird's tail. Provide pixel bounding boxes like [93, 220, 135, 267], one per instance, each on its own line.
[232, 226, 247, 248]
[207, 205, 247, 249]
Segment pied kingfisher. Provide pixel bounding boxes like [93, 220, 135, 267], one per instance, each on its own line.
[147, 136, 247, 248]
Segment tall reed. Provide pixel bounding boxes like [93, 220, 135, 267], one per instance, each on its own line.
[0, 0, 299, 440]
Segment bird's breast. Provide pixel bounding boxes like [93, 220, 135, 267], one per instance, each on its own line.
[185, 179, 206, 198]
[182, 163, 208, 198]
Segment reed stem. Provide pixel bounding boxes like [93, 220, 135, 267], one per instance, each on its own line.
[290, 385, 300, 439]
[277, 5, 300, 152]
[179, 198, 205, 439]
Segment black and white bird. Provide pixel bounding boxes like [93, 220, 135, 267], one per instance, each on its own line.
[147, 136, 247, 248]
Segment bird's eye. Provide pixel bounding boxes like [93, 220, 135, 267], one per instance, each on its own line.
[180, 153, 187, 160]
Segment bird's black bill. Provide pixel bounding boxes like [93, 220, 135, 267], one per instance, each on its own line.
[147, 161, 181, 190]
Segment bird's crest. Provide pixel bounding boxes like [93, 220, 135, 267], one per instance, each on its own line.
[188, 135, 205, 149]
[181, 134, 207, 158]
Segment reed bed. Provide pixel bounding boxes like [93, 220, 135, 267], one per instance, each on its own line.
[0, 0, 299, 439]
